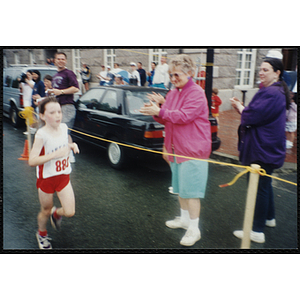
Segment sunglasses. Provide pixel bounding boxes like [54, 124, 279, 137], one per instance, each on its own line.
[169, 72, 186, 79]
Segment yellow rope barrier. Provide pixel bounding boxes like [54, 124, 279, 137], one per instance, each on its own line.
[18, 107, 36, 126]
[69, 128, 297, 187]
[18, 107, 296, 187]
[17, 108, 296, 187]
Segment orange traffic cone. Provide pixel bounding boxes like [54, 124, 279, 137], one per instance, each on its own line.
[18, 140, 30, 161]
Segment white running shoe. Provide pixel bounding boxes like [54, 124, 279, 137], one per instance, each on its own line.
[266, 219, 276, 227]
[286, 140, 293, 149]
[180, 228, 201, 246]
[233, 230, 265, 243]
[168, 187, 178, 195]
[36, 232, 52, 249]
[165, 217, 189, 230]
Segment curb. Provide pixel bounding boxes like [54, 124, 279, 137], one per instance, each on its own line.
[210, 151, 297, 174]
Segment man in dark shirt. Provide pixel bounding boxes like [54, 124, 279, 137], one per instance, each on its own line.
[52, 52, 79, 162]
[137, 62, 147, 86]
[52, 52, 79, 127]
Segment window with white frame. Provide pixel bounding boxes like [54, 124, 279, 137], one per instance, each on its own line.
[235, 49, 257, 89]
[72, 49, 81, 77]
[148, 49, 167, 69]
[104, 49, 116, 69]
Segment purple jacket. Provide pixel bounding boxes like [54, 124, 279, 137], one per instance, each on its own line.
[154, 78, 211, 163]
[238, 82, 286, 169]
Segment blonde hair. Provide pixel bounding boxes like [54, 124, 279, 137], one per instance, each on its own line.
[169, 54, 196, 76]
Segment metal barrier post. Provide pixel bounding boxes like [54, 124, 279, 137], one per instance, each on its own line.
[241, 164, 260, 249]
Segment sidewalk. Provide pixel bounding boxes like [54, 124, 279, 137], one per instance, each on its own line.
[211, 109, 297, 171]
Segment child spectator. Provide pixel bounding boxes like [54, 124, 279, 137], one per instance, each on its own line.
[211, 88, 222, 124]
[286, 92, 297, 149]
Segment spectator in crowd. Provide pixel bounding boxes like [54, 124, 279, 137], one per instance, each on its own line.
[285, 91, 297, 149]
[230, 57, 290, 244]
[97, 65, 108, 86]
[147, 62, 156, 87]
[46, 58, 54, 66]
[19, 71, 35, 135]
[211, 88, 222, 125]
[112, 63, 130, 84]
[129, 62, 141, 86]
[32, 70, 45, 109]
[29, 74, 54, 105]
[102, 66, 115, 86]
[140, 54, 211, 247]
[137, 62, 147, 86]
[112, 63, 123, 74]
[114, 75, 126, 86]
[51, 52, 80, 162]
[152, 56, 169, 89]
[260, 50, 291, 89]
[19, 70, 34, 107]
[43, 75, 53, 96]
[79, 62, 91, 92]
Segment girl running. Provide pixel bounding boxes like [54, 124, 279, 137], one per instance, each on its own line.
[29, 96, 79, 249]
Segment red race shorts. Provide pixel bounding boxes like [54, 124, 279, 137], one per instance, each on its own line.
[36, 174, 70, 194]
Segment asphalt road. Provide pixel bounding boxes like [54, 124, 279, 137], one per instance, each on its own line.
[2, 119, 298, 251]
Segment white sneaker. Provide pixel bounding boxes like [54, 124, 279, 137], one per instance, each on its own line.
[180, 228, 201, 246]
[266, 219, 276, 227]
[165, 217, 189, 230]
[233, 230, 265, 243]
[168, 187, 178, 195]
[36, 232, 52, 249]
[286, 140, 293, 149]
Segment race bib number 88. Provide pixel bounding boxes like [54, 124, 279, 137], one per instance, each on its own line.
[55, 157, 69, 173]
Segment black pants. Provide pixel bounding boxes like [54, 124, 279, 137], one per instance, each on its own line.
[250, 162, 275, 232]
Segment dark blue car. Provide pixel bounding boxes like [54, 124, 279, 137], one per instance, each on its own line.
[72, 86, 220, 169]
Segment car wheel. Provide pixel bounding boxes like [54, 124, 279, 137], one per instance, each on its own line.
[10, 104, 23, 128]
[107, 141, 127, 169]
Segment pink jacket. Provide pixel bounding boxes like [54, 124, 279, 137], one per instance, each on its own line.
[154, 79, 211, 163]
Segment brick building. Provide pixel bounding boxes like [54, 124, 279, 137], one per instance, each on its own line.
[3, 47, 297, 111]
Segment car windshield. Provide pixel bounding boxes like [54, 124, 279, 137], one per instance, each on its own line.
[125, 90, 168, 115]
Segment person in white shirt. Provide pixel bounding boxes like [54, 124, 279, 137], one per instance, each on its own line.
[19, 71, 34, 107]
[112, 63, 123, 75]
[97, 65, 108, 86]
[129, 62, 141, 86]
[152, 56, 170, 89]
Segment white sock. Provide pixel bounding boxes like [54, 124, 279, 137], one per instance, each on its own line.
[189, 218, 199, 231]
[180, 209, 190, 223]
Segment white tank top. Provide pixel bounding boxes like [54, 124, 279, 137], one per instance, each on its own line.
[36, 123, 72, 179]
